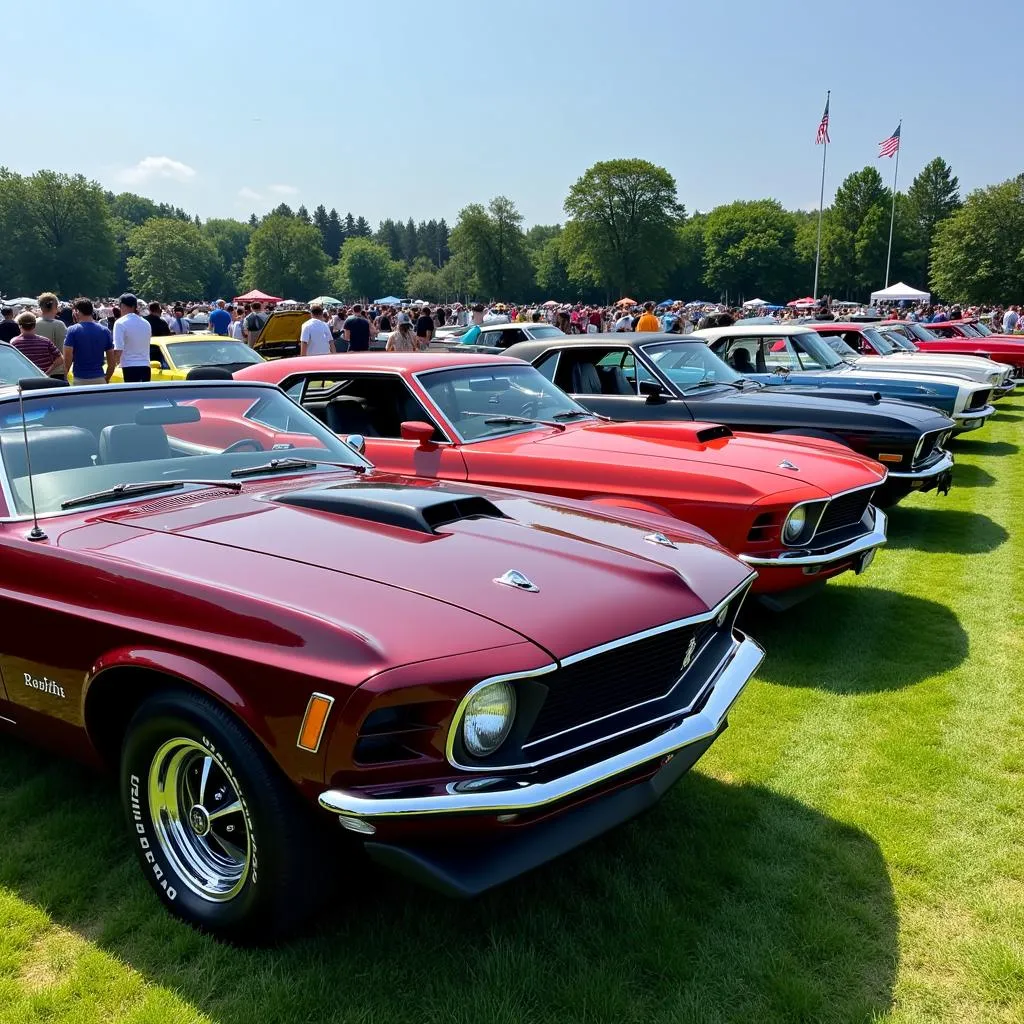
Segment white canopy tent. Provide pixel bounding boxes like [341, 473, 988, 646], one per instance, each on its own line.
[742, 297, 769, 307]
[870, 282, 930, 304]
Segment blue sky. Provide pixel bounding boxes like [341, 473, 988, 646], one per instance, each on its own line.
[13, 0, 1023, 226]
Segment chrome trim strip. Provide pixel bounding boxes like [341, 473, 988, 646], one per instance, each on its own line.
[740, 507, 886, 567]
[954, 405, 995, 423]
[296, 691, 336, 753]
[887, 450, 954, 480]
[0, 714, 16, 725]
[444, 573, 757, 772]
[319, 635, 765, 819]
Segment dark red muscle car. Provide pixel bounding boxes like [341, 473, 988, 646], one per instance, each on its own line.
[0, 378, 764, 940]
[238, 353, 889, 607]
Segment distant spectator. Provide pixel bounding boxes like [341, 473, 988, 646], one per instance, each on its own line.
[243, 302, 267, 346]
[300, 305, 335, 356]
[145, 301, 171, 337]
[111, 293, 153, 382]
[1003, 306, 1019, 333]
[415, 306, 435, 347]
[13, 311, 64, 376]
[57, 303, 74, 328]
[0, 306, 17, 343]
[635, 302, 661, 332]
[386, 313, 417, 352]
[168, 304, 190, 335]
[343, 304, 371, 352]
[208, 299, 232, 335]
[63, 298, 114, 385]
[471, 303, 485, 326]
[35, 292, 67, 349]
[230, 307, 245, 341]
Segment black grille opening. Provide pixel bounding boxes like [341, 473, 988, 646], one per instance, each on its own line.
[354, 705, 442, 765]
[813, 489, 874, 539]
[968, 389, 991, 411]
[747, 512, 775, 542]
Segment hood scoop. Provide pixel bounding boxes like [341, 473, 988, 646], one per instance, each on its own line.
[274, 484, 508, 534]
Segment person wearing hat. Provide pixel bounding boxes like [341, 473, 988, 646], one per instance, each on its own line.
[386, 313, 417, 352]
[111, 293, 153, 382]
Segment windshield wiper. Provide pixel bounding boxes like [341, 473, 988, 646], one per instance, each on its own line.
[61, 479, 242, 510]
[230, 457, 366, 478]
[552, 409, 598, 420]
[682, 379, 730, 392]
[463, 412, 566, 432]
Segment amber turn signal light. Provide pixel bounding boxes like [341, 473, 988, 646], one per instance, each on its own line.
[877, 454, 903, 463]
[297, 693, 335, 752]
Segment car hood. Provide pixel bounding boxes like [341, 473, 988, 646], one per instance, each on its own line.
[95, 475, 751, 663]
[521, 420, 885, 498]
[835, 364, 976, 393]
[852, 354, 992, 384]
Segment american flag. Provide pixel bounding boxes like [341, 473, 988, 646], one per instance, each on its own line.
[816, 96, 830, 145]
[878, 124, 901, 158]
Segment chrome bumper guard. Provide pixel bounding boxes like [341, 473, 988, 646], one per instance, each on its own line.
[888, 450, 954, 480]
[954, 405, 995, 429]
[739, 507, 886, 569]
[319, 635, 765, 820]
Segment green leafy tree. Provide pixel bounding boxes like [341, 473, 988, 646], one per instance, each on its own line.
[439, 250, 478, 301]
[406, 256, 444, 301]
[202, 218, 252, 297]
[127, 218, 222, 298]
[107, 192, 160, 226]
[296, 204, 311, 223]
[270, 203, 294, 218]
[663, 216, 707, 300]
[533, 235, 571, 298]
[449, 197, 531, 297]
[931, 176, 1024, 304]
[330, 237, 405, 300]
[241, 214, 330, 299]
[375, 218, 404, 261]
[701, 200, 799, 301]
[561, 158, 683, 297]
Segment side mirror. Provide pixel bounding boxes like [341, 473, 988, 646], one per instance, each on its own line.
[345, 433, 366, 455]
[400, 421, 438, 449]
[150, 360, 162, 370]
[639, 379, 667, 402]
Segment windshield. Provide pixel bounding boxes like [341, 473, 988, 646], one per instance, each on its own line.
[527, 326, 567, 339]
[861, 327, 896, 355]
[0, 383, 365, 517]
[417, 364, 591, 441]
[973, 321, 993, 336]
[167, 340, 264, 369]
[879, 329, 918, 352]
[958, 322, 983, 337]
[0, 344, 47, 383]
[908, 323, 939, 342]
[641, 341, 741, 390]
[817, 334, 860, 363]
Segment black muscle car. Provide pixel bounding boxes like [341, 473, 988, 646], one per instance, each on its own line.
[503, 333, 956, 508]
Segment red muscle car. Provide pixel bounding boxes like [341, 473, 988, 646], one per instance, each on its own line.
[238, 354, 890, 607]
[0, 377, 766, 940]
[893, 320, 1024, 381]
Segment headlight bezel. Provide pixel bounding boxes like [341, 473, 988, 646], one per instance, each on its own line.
[460, 680, 517, 758]
[782, 506, 808, 544]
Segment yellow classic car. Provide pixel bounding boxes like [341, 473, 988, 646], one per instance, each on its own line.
[106, 333, 265, 382]
[249, 310, 307, 360]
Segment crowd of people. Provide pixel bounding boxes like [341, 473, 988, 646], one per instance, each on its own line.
[0, 290, 1020, 384]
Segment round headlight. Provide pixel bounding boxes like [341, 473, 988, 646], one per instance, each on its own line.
[462, 681, 516, 757]
[783, 506, 807, 543]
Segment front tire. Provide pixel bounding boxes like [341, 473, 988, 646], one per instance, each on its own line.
[120, 689, 328, 943]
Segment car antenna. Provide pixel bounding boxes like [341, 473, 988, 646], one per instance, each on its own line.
[17, 376, 69, 542]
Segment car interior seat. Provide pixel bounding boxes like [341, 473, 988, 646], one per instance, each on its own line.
[730, 348, 754, 373]
[570, 361, 603, 394]
[99, 424, 171, 463]
[596, 365, 634, 395]
[0, 426, 97, 477]
[324, 396, 379, 437]
[186, 367, 233, 380]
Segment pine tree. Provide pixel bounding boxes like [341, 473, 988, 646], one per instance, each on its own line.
[324, 208, 343, 260]
[296, 204, 311, 223]
[353, 215, 371, 237]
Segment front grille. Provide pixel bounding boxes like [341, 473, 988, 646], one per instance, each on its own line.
[812, 488, 874, 540]
[525, 618, 720, 745]
[913, 430, 944, 468]
[968, 389, 991, 411]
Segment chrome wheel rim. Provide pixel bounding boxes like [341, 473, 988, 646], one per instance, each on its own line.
[148, 737, 251, 902]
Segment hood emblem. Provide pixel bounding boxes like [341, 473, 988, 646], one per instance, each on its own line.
[494, 569, 539, 593]
[778, 459, 800, 471]
[681, 636, 698, 672]
[644, 532, 676, 548]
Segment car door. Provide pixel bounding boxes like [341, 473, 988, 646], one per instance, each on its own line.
[150, 343, 174, 381]
[289, 372, 468, 481]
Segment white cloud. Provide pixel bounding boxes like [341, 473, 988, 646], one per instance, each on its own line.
[118, 156, 196, 185]
[237, 186, 262, 201]
[267, 183, 299, 197]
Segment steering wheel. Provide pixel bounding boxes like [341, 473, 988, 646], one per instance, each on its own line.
[222, 438, 264, 454]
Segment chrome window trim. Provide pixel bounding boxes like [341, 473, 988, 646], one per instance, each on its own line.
[445, 573, 756, 772]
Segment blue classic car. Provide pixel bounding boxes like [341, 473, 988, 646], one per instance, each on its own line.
[694, 324, 995, 433]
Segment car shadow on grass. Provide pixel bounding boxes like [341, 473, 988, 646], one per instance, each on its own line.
[0, 740, 898, 1024]
[947, 463, 996, 488]
[746, 586, 968, 693]
[993, 411, 1024, 422]
[885, 507, 1008, 554]
[952, 439, 1019, 456]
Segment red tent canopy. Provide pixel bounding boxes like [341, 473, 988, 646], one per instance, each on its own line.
[234, 289, 282, 303]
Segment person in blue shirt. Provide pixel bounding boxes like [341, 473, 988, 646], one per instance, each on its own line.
[63, 297, 114, 384]
[208, 299, 232, 335]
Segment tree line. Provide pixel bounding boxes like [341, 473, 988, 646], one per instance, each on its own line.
[1, 158, 1020, 305]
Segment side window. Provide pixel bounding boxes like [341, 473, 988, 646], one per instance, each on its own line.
[498, 328, 529, 347]
[843, 331, 869, 353]
[150, 344, 169, 369]
[534, 352, 559, 381]
[723, 338, 759, 373]
[790, 336, 829, 370]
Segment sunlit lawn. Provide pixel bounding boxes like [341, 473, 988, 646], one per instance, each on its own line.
[1, 399, 1023, 1023]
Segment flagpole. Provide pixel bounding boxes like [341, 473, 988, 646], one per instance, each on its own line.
[884, 119, 901, 288]
[812, 90, 830, 303]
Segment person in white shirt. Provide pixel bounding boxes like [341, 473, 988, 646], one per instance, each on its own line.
[168, 304, 190, 335]
[110, 293, 153, 381]
[230, 311, 245, 341]
[300, 305, 335, 356]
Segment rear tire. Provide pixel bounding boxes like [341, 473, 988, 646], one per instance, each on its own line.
[120, 689, 330, 943]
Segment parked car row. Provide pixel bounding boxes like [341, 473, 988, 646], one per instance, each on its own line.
[0, 310, 1018, 942]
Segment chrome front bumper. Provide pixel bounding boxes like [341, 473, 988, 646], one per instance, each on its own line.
[739, 507, 886, 569]
[319, 635, 765, 820]
[953, 404, 995, 431]
[887, 450, 954, 480]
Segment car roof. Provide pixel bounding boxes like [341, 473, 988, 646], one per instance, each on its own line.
[692, 324, 818, 337]
[247, 352, 525, 375]
[516, 332, 696, 346]
[0, 378, 278, 404]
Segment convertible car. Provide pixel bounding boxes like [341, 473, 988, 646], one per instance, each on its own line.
[890, 320, 1024, 381]
[239, 354, 890, 607]
[502, 333, 955, 508]
[695, 324, 994, 433]
[807, 321, 1014, 393]
[108, 335, 266, 383]
[0, 377, 765, 939]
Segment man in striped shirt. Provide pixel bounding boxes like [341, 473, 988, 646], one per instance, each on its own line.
[13, 312, 65, 377]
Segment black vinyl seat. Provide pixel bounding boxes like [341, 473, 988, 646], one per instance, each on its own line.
[596, 365, 634, 395]
[570, 361, 602, 394]
[730, 348, 754, 373]
[99, 424, 170, 463]
[0, 426, 97, 478]
[324, 396, 379, 437]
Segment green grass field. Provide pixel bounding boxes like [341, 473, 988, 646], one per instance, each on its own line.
[1, 398, 1023, 1024]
